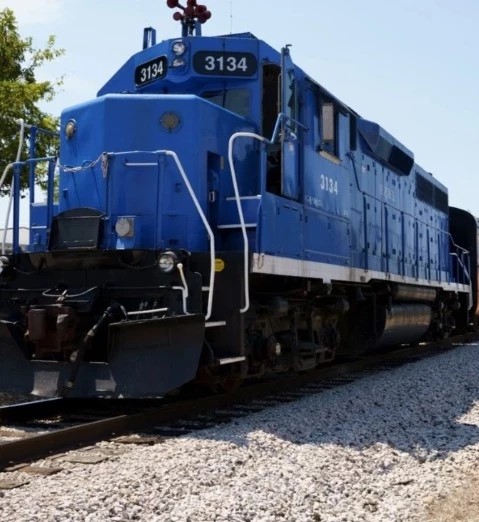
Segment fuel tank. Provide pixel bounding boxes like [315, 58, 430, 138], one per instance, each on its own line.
[376, 304, 431, 348]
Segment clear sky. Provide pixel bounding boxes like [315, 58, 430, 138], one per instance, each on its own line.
[1, 0, 478, 225]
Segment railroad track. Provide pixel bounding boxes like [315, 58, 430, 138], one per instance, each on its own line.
[0, 333, 477, 471]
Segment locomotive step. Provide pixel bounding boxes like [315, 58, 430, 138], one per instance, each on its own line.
[205, 321, 227, 328]
[216, 356, 247, 366]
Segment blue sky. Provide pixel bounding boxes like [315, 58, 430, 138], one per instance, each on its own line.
[1, 0, 478, 224]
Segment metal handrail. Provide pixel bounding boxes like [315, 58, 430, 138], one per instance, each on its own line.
[449, 245, 472, 309]
[0, 156, 56, 254]
[107, 150, 216, 321]
[227, 132, 269, 314]
[226, 113, 297, 313]
[1, 120, 59, 255]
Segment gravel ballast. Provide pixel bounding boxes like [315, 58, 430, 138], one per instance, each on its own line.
[1, 343, 479, 521]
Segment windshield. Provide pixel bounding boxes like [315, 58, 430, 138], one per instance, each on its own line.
[201, 89, 250, 118]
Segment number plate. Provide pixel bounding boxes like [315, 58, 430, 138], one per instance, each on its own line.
[135, 56, 168, 86]
[193, 51, 257, 77]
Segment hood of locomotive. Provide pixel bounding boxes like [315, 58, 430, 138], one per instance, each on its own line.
[0, 94, 253, 398]
[56, 93, 248, 254]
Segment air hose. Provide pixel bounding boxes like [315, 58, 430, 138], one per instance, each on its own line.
[59, 302, 124, 397]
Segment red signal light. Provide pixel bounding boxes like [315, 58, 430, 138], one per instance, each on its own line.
[198, 10, 211, 23]
[169, 0, 211, 32]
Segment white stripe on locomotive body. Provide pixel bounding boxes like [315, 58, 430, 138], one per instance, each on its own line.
[251, 253, 472, 299]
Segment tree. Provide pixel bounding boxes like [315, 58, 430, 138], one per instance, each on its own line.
[0, 7, 64, 193]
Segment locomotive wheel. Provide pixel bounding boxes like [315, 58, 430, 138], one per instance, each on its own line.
[194, 365, 244, 393]
[219, 360, 248, 393]
[219, 374, 244, 393]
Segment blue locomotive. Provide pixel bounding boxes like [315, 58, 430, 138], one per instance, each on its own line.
[0, 1, 476, 397]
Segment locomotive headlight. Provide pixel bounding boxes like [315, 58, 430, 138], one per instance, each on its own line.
[64, 119, 76, 140]
[158, 251, 178, 273]
[0, 256, 9, 275]
[172, 40, 186, 56]
[171, 58, 186, 68]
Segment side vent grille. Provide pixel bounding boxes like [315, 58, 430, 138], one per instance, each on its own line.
[415, 173, 448, 213]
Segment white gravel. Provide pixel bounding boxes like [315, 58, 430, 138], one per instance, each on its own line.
[2, 342, 479, 521]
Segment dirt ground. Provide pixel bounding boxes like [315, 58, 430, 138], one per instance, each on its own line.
[427, 477, 479, 521]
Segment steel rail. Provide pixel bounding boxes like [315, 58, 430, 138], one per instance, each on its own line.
[0, 332, 477, 470]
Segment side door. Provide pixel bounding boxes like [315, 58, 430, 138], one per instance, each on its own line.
[281, 46, 300, 200]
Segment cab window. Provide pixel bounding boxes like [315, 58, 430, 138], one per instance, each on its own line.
[319, 99, 338, 156]
[202, 89, 250, 118]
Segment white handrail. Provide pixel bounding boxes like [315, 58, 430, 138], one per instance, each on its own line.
[227, 132, 271, 313]
[0, 164, 14, 193]
[176, 262, 189, 314]
[1, 119, 25, 254]
[161, 150, 215, 320]
[107, 149, 216, 321]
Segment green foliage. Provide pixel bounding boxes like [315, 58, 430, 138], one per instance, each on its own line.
[0, 8, 64, 193]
